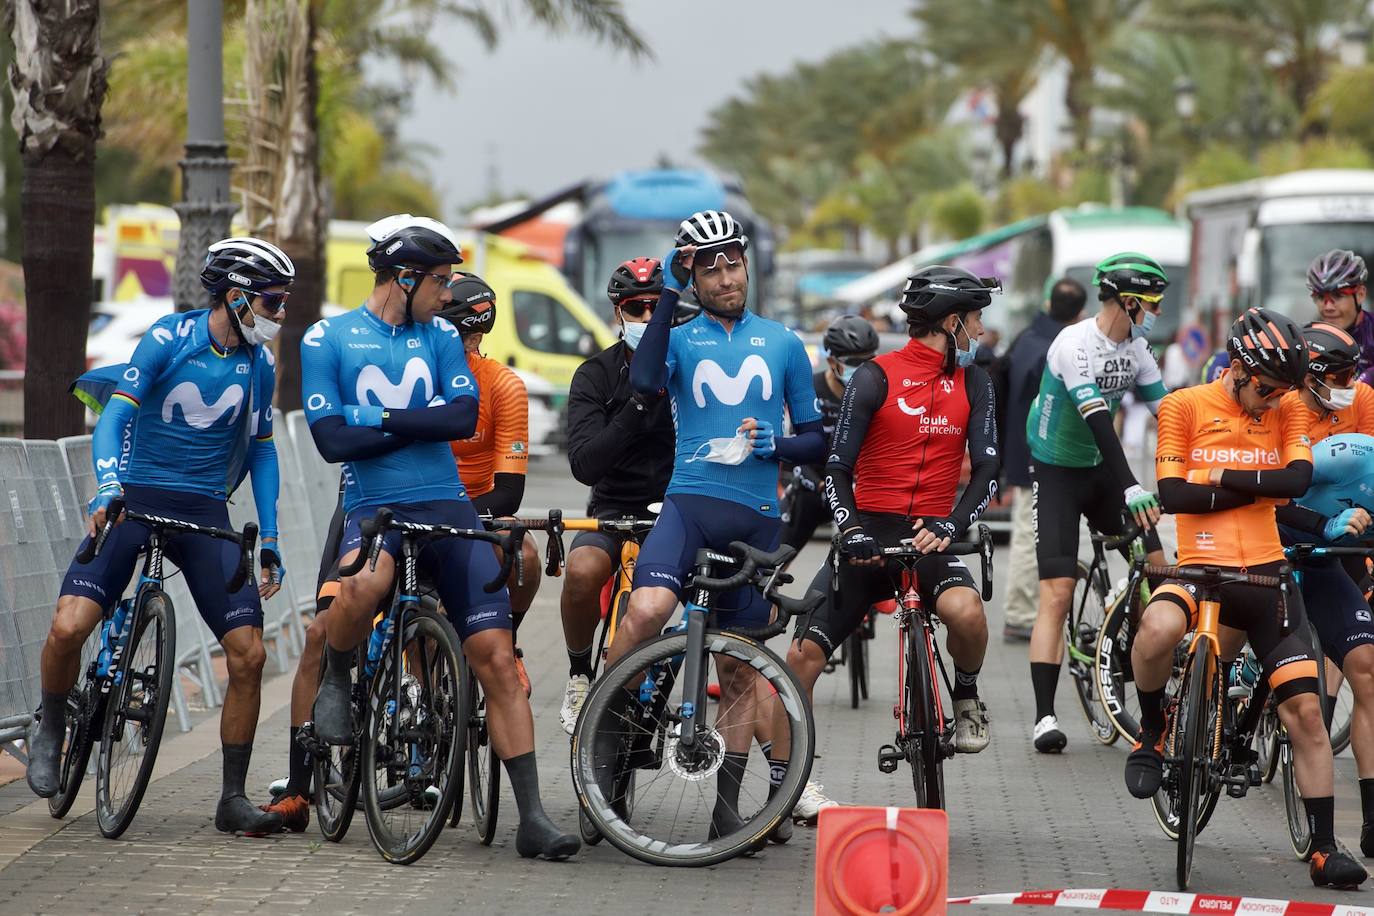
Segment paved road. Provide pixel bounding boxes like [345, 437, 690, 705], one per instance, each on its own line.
[0, 457, 1370, 914]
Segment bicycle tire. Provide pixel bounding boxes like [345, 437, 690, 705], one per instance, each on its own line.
[48, 677, 105, 819]
[572, 629, 814, 867]
[316, 647, 365, 843]
[360, 606, 465, 865]
[1067, 561, 1116, 746]
[467, 666, 501, 845]
[1175, 645, 1216, 891]
[1096, 586, 1142, 744]
[1280, 729, 1313, 860]
[908, 625, 945, 810]
[446, 652, 471, 829]
[1329, 679, 1353, 755]
[95, 590, 175, 839]
[1256, 700, 1281, 784]
[847, 629, 864, 710]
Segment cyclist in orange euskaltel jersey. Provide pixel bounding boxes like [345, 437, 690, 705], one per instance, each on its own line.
[1125, 308, 1366, 889]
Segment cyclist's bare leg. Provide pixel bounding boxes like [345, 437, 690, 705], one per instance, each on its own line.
[1130, 600, 1188, 697]
[935, 587, 987, 674]
[1029, 577, 1074, 668]
[713, 654, 760, 833]
[327, 549, 396, 651]
[221, 626, 267, 745]
[1278, 690, 1335, 797]
[464, 627, 534, 758]
[493, 530, 543, 628]
[292, 610, 328, 725]
[605, 585, 677, 668]
[560, 545, 613, 659]
[39, 594, 103, 693]
[1342, 645, 1374, 779]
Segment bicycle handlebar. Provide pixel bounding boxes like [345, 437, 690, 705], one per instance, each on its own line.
[1141, 563, 1285, 590]
[78, 499, 258, 593]
[1285, 543, 1374, 561]
[1092, 519, 1144, 553]
[339, 506, 523, 593]
[493, 510, 659, 579]
[862, 524, 997, 602]
[692, 542, 797, 593]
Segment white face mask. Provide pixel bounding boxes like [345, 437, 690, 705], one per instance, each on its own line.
[1315, 382, 1357, 412]
[622, 321, 647, 350]
[233, 296, 282, 346]
[686, 428, 753, 465]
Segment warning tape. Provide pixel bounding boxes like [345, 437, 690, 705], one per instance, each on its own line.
[948, 888, 1374, 916]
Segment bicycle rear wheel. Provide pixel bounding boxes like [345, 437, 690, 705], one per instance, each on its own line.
[1329, 678, 1353, 756]
[572, 629, 813, 867]
[1067, 562, 1116, 746]
[467, 664, 501, 845]
[95, 590, 174, 839]
[907, 625, 946, 810]
[315, 648, 365, 843]
[360, 607, 465, 865]
[1255, 699, 1281, 784]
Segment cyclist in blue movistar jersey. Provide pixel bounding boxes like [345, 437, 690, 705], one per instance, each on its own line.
[299, 214, 577, 860]
[1277, 432, 1374, 857]
[27, 238, 292, 836]
[609, 209, 825, 836]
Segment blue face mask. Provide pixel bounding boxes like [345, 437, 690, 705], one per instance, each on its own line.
[838, 363, 860, 384]
[622, 321, 647, 350]
[1130, 308, 1157, 341]
[953, 318, 978, 368]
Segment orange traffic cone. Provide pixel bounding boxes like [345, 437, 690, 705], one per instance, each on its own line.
[815, 806, 948, 916]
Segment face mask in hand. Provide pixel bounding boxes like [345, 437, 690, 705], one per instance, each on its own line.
[686, 428, 753, 465]
[622, 321, 647, 350]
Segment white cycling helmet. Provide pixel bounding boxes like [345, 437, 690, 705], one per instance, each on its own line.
[674, 210, 749, 254]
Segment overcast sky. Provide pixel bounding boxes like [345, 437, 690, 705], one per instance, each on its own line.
[388, 0, 912, 218]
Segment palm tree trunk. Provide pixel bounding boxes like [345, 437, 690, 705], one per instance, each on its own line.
[995, 91, 1024, 178]
[19, 146, 95, 437]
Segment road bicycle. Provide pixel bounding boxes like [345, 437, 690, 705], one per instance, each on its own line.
[862, 525, 994, 810]
[47, 502, 256, 839]
[326, 507, 523, 864]
[571, 540, 822, 867]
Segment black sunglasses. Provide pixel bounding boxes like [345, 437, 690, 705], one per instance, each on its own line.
[618, 297, 656, 319]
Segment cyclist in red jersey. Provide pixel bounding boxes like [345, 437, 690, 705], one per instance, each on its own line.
[780, 266, 1001, 815]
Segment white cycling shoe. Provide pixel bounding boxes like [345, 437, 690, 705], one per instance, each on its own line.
[1033, 715, 1067, 753]
[953, 698, 990, 753]
[792, 780, 839, 825]
[559, 675, 590, 737]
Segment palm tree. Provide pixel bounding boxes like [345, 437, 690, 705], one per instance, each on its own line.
[911, 0, 1043, 177]
[1031, 0, 1147, 147]
[5, 0, 110, 438]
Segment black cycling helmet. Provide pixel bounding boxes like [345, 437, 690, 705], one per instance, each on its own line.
[200, 237, 295, 297]
[674, 209, 749, 254]
[1302, 321, 1360, 377]
[1092, 251, 1169, 302]
[823, 315, 879, 359]
[607, 257, 663, 306]
[365, 214, 464, 271]
[1307, 249, 1368, 293]
[898, 266, 999, 324]
[1226, 307, 1308, 388]
[435, 272, 497, 335]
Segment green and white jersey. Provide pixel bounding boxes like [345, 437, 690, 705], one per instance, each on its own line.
[1026, 317, 1167, 468]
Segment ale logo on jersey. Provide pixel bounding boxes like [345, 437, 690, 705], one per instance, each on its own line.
[691, 355, 772, 407]
[356, 357, 434, 408]
[161, 382, 245, 429]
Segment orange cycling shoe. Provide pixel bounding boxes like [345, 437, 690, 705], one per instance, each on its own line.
[260, 792, 310, 833]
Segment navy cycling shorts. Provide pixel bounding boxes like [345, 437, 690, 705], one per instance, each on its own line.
[340, 500, 510, 641]
[1300, 557, 1374, 667]
[61, 484, 263, 641]
[632, 493, 779, 628]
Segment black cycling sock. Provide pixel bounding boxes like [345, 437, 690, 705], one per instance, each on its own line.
[325, 644, 353, 683]
[953, 664, 980, 702]
[1030, 662, 1059, 721]
[221, 743, 253, 800]
[568, 646, 594, 680]
[1304, 795, 1337, 852]
[1137, 686, 1167, 739]
[1325, 692, 1338, 731]
[504, 750, 549, 821]
[286, 726, 311, 798]
[715, 751, 749, 812]
[37, 690, 66, 738]
[766, 757, 788, 790]
[1360, 778, 1374, 825]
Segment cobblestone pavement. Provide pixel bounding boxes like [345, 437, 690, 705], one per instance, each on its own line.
[1, 460, 1370, 914]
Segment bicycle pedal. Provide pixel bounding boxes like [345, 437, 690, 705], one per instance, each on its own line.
[1247, 764, 1262, 786]
[877, 744, 902, 774]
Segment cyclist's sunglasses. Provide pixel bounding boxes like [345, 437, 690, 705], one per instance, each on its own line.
[1120, 292, 1164, 310]
[618, 296, 656, 319]
[1310, 286, 1362, 305]
[414, 270, 459, 289]
[1247, 375, 1293, 400]
[236, 288, 289, 315]
[692, 243, 746, 270]
[832, 353, 875, 368]
[1314, 367, 1358, 388]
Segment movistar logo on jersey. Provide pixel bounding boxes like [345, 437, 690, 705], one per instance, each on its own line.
[161, 382, 245, 429]
[691, 355, 772, 408]
[356, 357, 434, 408]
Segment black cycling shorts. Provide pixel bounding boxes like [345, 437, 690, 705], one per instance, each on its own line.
[1030, 459, 1162, 580]
[1150, 561, 1319, 704]
[1299, 557, 1374, 668]
[793, 512, 977, 659]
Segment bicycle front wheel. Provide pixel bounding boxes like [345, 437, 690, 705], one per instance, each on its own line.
[95, 589, 175, 839]
[1096, 586, 1143, 744]
[315, 648, 365, 843]
[1174, 645, 1221, 891]
[847, 629, 865, 710]
[906, 625, 945, 809]
[360, 606, 465, 865]
[49, 675, 105, 819]
[572, 629, 814, 867]
[1067, 562, 1116, 746]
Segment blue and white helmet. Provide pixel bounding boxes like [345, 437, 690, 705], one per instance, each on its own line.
[365, 214, 464, 271]
[200, 237, 296, 296]
[674, 209, 749, 254]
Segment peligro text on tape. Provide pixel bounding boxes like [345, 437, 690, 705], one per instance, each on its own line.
[947, 888, 1374, 916]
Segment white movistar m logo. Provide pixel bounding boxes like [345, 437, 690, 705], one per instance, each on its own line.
[691, 355, 771, 408]
[356, 358, 434, 408]
[161, 383, 244, 429]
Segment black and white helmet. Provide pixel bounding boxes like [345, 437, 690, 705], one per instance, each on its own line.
[200, 237, 295, 297]
[365, 214, 464, 271]
[674, 209, 749, 254]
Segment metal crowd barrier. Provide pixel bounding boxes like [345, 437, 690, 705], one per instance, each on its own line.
[0, 412, 339, 759]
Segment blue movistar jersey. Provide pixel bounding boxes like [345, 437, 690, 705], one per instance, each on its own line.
[1294, 433, 1374, 540]
[95, 309, 275, 501]
[663, 311, 820, 515]
[300, 305, 478, 513]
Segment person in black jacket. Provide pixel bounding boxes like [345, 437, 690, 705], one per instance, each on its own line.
[1001, 278, 1085, 641]
[558, 257, 676, 735]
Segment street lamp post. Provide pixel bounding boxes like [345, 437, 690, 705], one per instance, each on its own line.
[172, 0, 238, 310]
[1173, 77, 1198, 122]
[1341, 24, 1371, 68]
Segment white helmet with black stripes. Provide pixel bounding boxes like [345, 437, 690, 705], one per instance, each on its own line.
[200, 237, 296, 296]
[674, 209, 749, 254]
